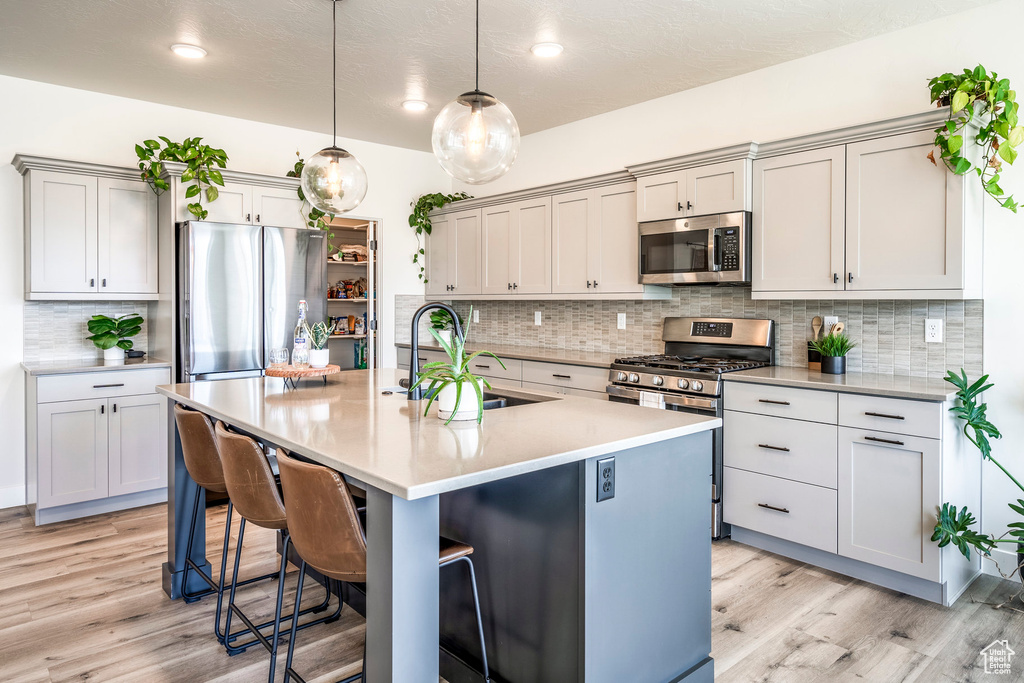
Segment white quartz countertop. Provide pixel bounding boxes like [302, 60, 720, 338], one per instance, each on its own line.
[397, 341, 620, 369]
[22, 357, 172, 376]
[157, 368, 719, 500]
[726, 366, 957, 402]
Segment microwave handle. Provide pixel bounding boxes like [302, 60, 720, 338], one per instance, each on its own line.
[711, 229, 723, 271]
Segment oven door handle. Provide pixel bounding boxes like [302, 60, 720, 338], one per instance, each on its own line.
[605, 384, 718, 411]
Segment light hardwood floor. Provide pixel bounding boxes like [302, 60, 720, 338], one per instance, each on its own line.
[1, 503, 1022, 682]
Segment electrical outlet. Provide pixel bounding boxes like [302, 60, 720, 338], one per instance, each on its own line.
[617, 313, 626, 330]
[473, 309, 480, 323]
[534, 311, 542, 326]
[824, 316, 839, 332]
[925, 318, 943, 343]
[597, 457, 615, 502]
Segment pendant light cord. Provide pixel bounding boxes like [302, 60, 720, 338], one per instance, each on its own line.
[475, 0, 480, 92]
[333, 0, 338, 146]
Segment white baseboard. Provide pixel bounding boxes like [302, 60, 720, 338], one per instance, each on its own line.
[0, 485, 26, 509]
[982, 546, 1021, 579]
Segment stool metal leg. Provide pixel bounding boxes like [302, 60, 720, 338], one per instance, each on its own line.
[442, 556, 491, 683]
[284, 567, 362, 683]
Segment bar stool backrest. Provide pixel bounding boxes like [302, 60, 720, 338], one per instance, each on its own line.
[276, 450, 367, 583]
[214, 422, 287, 530]
[174, 404, 227, 494]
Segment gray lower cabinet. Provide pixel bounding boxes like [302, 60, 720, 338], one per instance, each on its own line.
[27, 367, 170, 525]
[723, 381, 980, 606]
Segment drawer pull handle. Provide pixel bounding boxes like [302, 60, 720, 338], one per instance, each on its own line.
[864, 436, 905, 446]
[864, 411, 905, 420]
[757, 503, 790, 514]
[475, 364, 491, 369]
[100, 404, 104, 415]
[758, 399, 790, 406]
[552, 374, 572, 379]
[758, 444, 791, 452]
[93, 383, 126, 388]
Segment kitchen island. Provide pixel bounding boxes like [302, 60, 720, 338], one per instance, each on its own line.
[157, 369, 719, 683]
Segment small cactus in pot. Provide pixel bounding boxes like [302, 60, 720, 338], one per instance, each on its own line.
[308, 320, 333, 368]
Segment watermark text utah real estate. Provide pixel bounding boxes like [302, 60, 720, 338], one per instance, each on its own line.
[981, 640, 1015, 675]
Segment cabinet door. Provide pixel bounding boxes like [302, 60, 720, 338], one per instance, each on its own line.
[838, 427, 941, 581]
[846, 131, 963, 291]
[752, 146, 846, 293]
[481, 203, 514, 294]
[180, 180, 252, 224]
[97, 178, 159, 295]
[688, 159, 748, 215]
[253, 186, 305, 229]
[425, 214, 451, 296]
[37, 399, 108, 508]
[29, 171, 98, 293]
[592, 182, 642, 293]
[512, 197, 552, 294]
[551, 189, 593, 293]
[108, 394, 168, 497]
[451, 209, 482, 295]
[636, 170, 686, 222]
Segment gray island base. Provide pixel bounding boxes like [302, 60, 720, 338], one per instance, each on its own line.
[157, 369, 719, 683]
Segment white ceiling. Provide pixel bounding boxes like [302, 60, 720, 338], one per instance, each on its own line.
[0, 0, 995, 151]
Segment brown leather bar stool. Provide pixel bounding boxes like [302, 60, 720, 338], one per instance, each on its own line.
[215, 422, 342, 682]
[276, 449, 491, 683]
[174, 404, 278, 650]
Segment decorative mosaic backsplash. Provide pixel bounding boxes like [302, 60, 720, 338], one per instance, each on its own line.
[24, 301, 150, 363]
[396, 289, 984, 379]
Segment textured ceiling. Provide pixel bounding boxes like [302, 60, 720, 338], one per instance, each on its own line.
[0, 0, 997, 151]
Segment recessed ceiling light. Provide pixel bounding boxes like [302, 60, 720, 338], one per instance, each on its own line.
[171, 44, 207, 59]
[530, 42, 563, 58]
[402, 100, 428, 112]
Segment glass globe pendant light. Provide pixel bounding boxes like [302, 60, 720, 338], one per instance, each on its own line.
[431, 0, 520, 185]
[301, 0, 367, 214]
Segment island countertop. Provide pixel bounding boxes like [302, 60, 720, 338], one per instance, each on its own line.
[157, 368, 720, 500]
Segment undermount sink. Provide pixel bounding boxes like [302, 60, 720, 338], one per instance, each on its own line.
[382, 386, 555, 410]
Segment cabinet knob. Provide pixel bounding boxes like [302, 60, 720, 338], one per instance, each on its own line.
[848, 272, 853, 283]
[246, 213, 251, 222]
[593, 280, 598, 288]
[102, 278, 106, 287]
[513, 282, 518, 290]
[90, 278, 95, 287]
[677, 202, 684, 212]
[833, 273, 839, 284]
[587, 280, 592, 288]
[256, 214, 260, 223]
[112, 403, 117, 413]
[508, 283, 512, 290]
[100, 404, 104, 415]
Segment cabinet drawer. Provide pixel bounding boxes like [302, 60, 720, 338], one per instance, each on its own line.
[724, 411, 838, 488]
[725, 382, 837, 424]
[522, 360, 609, 392]
[467, 356, 522, 381]
[839, 394, 941, 439]
[37, 368, 171, 404]
[724, 467, 837, 553]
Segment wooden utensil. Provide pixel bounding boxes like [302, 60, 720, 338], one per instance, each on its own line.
[812, 316, 823, 341]
[830, 322, 845, 336]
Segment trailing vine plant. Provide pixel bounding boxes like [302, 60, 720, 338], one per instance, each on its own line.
[928, 65, 1022, 213]
[136, 137, 228, 219]
[409, 192, 471, 281]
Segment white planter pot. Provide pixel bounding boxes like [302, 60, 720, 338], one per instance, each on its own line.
[309, 348, 330, 369]
[437, 383, 481, 422]
[103, 347, 125, 363]
[437, 330, 453, 347]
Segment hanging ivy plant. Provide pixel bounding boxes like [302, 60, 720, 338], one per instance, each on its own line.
[928, 65, 1022, 213]
[409, 192, 471, 281]
[136, 137, 228, 219]
[286, 151, 336, 231]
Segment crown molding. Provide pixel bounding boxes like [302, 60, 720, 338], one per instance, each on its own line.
[432, 169, 635, 214]
[755, 110, 951, 159]
[626, 142, 759, 177]
[157, 161, 300, 190]
[12, 154, 139, 180]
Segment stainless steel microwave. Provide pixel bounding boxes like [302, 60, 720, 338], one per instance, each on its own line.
[639, 211, 752, 285]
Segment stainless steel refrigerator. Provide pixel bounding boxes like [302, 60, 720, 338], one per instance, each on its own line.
[177, 221, 327, 382]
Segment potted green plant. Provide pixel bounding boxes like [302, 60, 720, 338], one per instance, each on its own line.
[87, 313, 144, 362]
[429, 309, 465, 347]
[931, 371, 1024, 582]
[409, 191, 470, 281]
[308, 320, 333, 369]
[810, 332, 855, 375]
[135, 137, 229, 220]
[410, 312, 504, 423]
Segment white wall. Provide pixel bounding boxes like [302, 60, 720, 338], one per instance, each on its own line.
[455, 0, 1024, 570]
[0, 74, 450, 507]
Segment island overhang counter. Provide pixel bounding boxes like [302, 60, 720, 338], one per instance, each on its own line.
[157, 369, 719, 683]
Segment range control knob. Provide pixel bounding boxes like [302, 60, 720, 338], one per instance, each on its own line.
[652, 376, 664, 386]
[677, 378, 689, 390]
[691, 380, 704, 392]
[628, 373, 640, 383]
[616, 371, 628, 381]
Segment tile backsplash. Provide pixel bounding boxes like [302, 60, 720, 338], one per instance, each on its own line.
[24, 301, 150, 363]
[396, 289, 983, 379]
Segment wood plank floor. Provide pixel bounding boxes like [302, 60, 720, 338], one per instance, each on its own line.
[1, 504, 1022, 682]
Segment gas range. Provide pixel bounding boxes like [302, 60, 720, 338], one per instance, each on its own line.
[610, 355, 770, 397]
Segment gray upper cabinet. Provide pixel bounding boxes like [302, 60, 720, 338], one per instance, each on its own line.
[752, 146, 846, 294]
[179, 180, 253, 224]
[425, 213, 451, 297]
[845, 131, 965, 291]
[24, 168, 158, 300]
[426, 208, 482, 295]
[552, 189, 593, 294]
[636, 159, 749, 222]
[252, 185, 305, 229]
[482, 203, 514, 295]
[484, 197, 552, 295]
